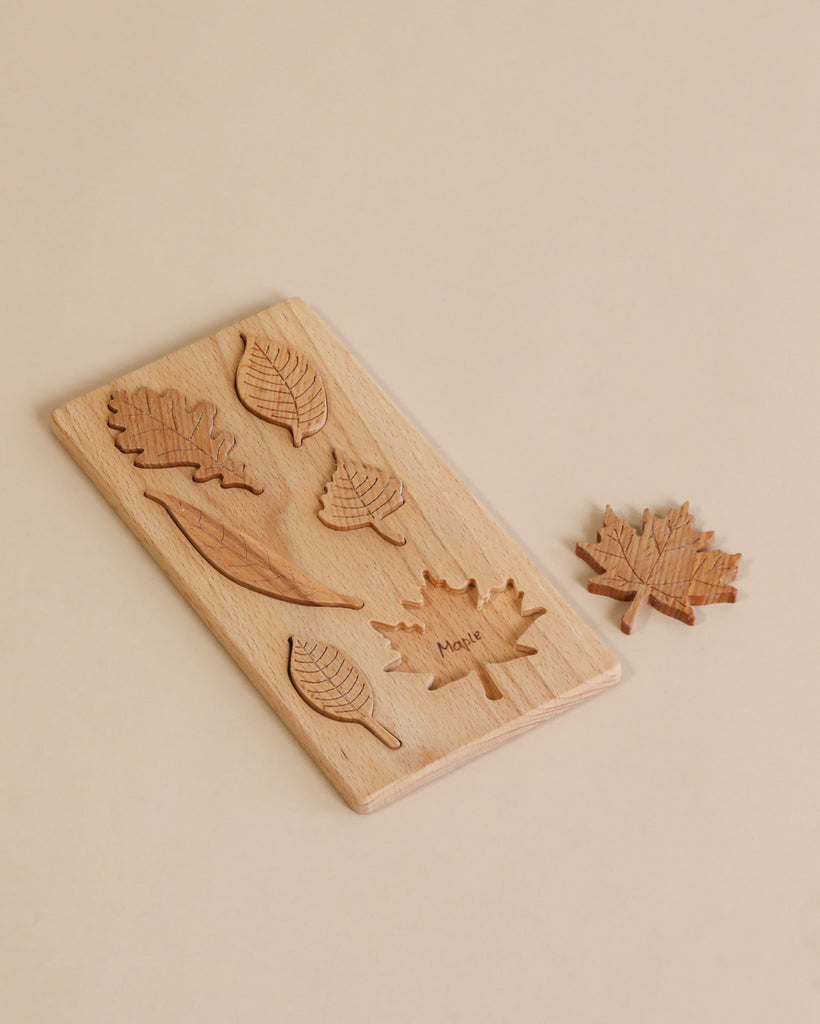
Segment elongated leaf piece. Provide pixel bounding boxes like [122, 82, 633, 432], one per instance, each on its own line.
[235, 332, 327, 447]
[108, 387, 262, 493]
[318, 449, 406, 545]
[289, 637, 401, 749]
[145, 491, 363, 610]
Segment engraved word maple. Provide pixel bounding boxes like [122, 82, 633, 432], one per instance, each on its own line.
[372, 571, 546, 700]
[576, 502, 741, 633]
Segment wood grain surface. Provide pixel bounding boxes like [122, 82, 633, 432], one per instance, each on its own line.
[52, 298, 620, 811]
[318, 448, 406, 545]
[108, 386, 263, 492]
[576, 503, 741, 633]
[288, 637, 403, 750]
[235, 331, 328, 446]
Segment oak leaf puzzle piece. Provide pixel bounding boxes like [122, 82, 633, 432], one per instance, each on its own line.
[318, 448, 406, 546]
[371, 571, 546, 701]
[576, 502, 741, 634]
[108, 387, 262, 493]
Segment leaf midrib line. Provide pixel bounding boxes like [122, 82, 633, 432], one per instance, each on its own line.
[338, 464, 397, 520]
[252, 343, 309, 419]
[296, 644, 369, 712]
[121, 394, 244, 478]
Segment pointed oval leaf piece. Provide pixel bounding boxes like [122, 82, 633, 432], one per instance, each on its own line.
[235, 333, 327, 447]
[288, 637, 401, 749]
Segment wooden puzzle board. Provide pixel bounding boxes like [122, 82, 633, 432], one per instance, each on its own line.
[52, 298, 620, 812]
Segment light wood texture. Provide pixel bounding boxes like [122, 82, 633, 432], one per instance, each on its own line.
[145, 491, 363, 610]
[108, 386, 262, 493]
[372, 572, 545, 702]
[289, 638, 402, 750]
[235, 331, 328, 446]
[576, 502, 742, 634]
[52, 298, 620, 812]
[318, 448, 406, 546]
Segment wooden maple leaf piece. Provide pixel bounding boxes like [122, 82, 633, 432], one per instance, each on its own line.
[108, 387, 262, 493]
[235, 332, 327, 447]
[318, 449, 406, 546]
[576, 502, 741, 634]
[371, 571, 546, 701]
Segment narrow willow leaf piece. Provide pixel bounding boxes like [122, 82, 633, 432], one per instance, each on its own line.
[288, 637, 401, 749]
[108, 387, 262, 493]
[235, 332, 327, 447]
[145, 491, 363, 610]
[318, 449, 406, 546]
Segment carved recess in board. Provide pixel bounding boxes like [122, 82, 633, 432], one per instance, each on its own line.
[108, 387, 263, 493]
[145, 491, 363, 610]
[318, 449, 406, 546]
[372, 571, 546, 701]
[235, 332, 328, 447]
[288, 637, 402, 750]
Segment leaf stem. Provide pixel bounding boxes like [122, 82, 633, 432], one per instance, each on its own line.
[621, 591, 646, 634]
[363, 716, 402, 750]
[372, 521, 406, 546]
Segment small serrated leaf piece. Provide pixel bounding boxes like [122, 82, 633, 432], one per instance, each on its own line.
[575, 502, 741, 633]
[318, 449, 406, 546]
[235, 332, 327, 447]
[108, 387, 262, 493]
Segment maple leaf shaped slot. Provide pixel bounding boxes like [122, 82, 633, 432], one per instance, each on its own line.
[371, 571, 546, 701]
[576, 502, 741, 633]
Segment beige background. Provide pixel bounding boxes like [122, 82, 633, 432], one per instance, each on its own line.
[2, 2, 818, 1021]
